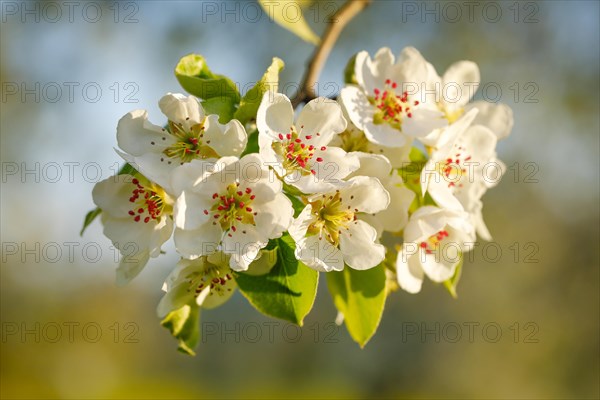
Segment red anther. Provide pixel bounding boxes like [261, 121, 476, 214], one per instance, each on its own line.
[231, 226, 237, 232]
[239, 201, 245, 208]
[129, 197, 135, 202]
[132, 178, 139, 185]
[286, 133, 292, 140]
[214, 214, 220, 218]
[308, 145, 314, 150]
[305, 135, 312, 140]
[392, 82, 397, 89]
[374, 88, 380, 95]
[295, 138, 301, 143]
[212, 193, 218, 199]
[316, 157, 323, 162]
[217, 205, 225, 211]
[250, 195, 256, 200]
[278, 133, 284, 140]
[414, 100, 419, 105]
[134, 215, 140, 222]
[407, 113, 412, 118]
[420, 242, 427, 248]
[246, 207, 252, 212]
[137, 208, 143, 213]
[385, 79, 391, 85]
[144, 217, 150, 223]
[245, 187, 252, 194]
[128, 210, 135, 216]
[237, 191, 243, 196]
[311, 170, 316, 175]
[300, 143, 305, 149]
[189, 138, 199, 145]
[203, 209, 209, 215]
[320, 146, 326, 151]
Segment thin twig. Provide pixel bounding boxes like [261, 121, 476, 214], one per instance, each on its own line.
[291, 0, 372, 108]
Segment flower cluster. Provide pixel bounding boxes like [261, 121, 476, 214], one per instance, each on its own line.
[86, 47, 513, 353]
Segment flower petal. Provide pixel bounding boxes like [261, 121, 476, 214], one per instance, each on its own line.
[342, 176, 390, 214]
[396, 252, 424, 294]
[174, 223, 222, 260]
[465, 101, 514, 140]
[296, 97, 347, 144]
[257, 92, 294, 141]
[339, 220, 385, 270]
[116, 110, 171, 157]
[203, 115, 248, 157]
[159, 93, 205, 124]
[442, 61, 480, 109]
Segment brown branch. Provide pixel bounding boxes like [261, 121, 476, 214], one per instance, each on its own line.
[291, 0, 372, 108]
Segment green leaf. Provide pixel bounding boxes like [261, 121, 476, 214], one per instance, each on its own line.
[161, 303, 201, 356]
[175, 54, 240, 103]
[344, 53, 358, 84]
[443, 255, 463, 299]
[326, 264, 387, 348]
[259, 0, 320, 45]
[241, 130, 259, 156]
[80, 207, 102, 236]
[234, 57, 284, 125]
[202, 97, 236, 124]
[234, 234, 318, 325]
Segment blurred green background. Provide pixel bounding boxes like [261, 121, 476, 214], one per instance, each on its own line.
[1, 1, 598, 399]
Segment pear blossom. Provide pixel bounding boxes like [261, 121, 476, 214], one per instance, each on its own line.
[117, 93, 247, 194]
[340, 47, 447, 148]
[331, 100, 412, 168]
[157, 253, 236, 318]
[172, 154, 294, 271]
[289, 176, 390, 272]
[421, 110, 504, 240]
[420, 57, 514, 146]
[257, 92, 359, 193]
[397, 206, 475, 294]
[346, 152, 415, 236]
[92, 174, 174, 285]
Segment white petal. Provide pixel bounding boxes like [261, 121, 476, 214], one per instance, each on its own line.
[296, 234, 344, 272]
[396, 252, 424, 294]
[159, 93, 204, 124]
[364, 121, 407, 148]
[393, 47, 430, 84]
[402, 107, 447, 138]
[421, 252, 459, 283]
[174, 190, 212, 230]
[92, 175, 137, 217]
[116, 110, 171, 157]
[339, 86, 372, 131]
[156, 281, 195, 317]
[339, 220, 385, 270]
[223, 225, 268, 271]
[296, 97, 347, 144]
[356, 48, 395, 95]
[465, 101, 514, 140]
[347, 152, 392, 181]
[376, 178, 415, 233]
[342, 176, 390, 214]
[309, 147, 360, 183]
[442, 61, 480, 109]
[174, 223, 222, 259]
[203, 115, 248, 157]
[256, 92, 294, 141]
[288, 205, 314, 243]
[254, 193, 294, 239]
[116, 249, 150, 286]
